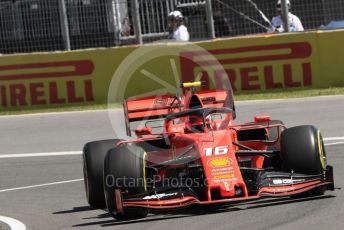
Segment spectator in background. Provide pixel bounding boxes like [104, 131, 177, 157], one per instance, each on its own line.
[167, 11, 190, 42]
[213, 3, 233, 37]
[269, 0, 304, 33]
[121, 16, 133, 37]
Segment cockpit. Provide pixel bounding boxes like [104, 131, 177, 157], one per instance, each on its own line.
[165, 107, 233, 134]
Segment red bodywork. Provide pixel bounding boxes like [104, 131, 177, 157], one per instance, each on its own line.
[114, 84, 334, 211]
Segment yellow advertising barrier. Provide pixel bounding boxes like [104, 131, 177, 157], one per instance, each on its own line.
[0, 29, 344, 111]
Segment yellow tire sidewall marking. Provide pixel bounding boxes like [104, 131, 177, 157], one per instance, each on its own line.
[317, 129, 326, 172]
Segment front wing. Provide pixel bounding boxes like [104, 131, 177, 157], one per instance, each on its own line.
[115, 166, 334, 211]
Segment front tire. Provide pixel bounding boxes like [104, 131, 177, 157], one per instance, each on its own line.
[281, 125, 326, 175]
[83, 139, 122, 208]
[280, 125, 327, 195]
[104, 144, 148, 220]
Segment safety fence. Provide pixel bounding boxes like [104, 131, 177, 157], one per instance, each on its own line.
[0, 0, 344, 54]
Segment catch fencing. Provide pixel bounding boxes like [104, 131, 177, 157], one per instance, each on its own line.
[0, 0, 343, 54]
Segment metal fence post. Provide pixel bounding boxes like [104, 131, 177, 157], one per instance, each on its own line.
[58, 0, 71, 50]
[205, 0, 215, 39]
[131, 0, 143, 44]
[281, 0, 290, 32]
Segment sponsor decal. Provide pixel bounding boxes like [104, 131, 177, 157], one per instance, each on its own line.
[214, 173, 235, 180]
[207, 157, 233, 168]
[211, 167, 233, 172]
[142, 192, 178, 200]
[0, 60, 95, 108]
[211, 169, 237, 183]
[180, 42, 313, 91]
[272, 179, 305, 185]
[214, 178, 237, 183]
[211, 167, 234, 175]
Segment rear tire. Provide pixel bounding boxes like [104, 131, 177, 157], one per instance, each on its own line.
[280, 125, 327, 195]
[104, 144, 149, 220]
[83, 139, 122, 208]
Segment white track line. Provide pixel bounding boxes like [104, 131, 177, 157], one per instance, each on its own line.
[0, 151, 82, 159]
[0, 179, 83, 193]
[0, 216, 26, 230]
[0, 136, 343, 159]
[325, 141, 344, 147]
[323, 137, 344, 141]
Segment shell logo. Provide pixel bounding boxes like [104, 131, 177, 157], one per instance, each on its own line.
[207, 157, 233, 167]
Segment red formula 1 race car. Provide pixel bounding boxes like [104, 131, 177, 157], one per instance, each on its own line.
[83, 81, 334, 220]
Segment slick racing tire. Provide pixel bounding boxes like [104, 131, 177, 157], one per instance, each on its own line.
[280, 125, 327, 195]
[280, 125, 326, 175]
[104, 144, 148, 220]
[83, 139, 122, 208]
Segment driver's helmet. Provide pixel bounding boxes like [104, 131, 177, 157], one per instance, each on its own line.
[187, 115, 204, 133]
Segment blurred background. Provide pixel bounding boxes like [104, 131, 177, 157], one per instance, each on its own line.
[0, 0, 343, 54]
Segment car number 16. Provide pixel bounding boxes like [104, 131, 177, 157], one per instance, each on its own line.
[204, 146, 229, 156]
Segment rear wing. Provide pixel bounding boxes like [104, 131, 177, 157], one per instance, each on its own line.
[123, 81, 236, 136]
[124, 95, 180, 136]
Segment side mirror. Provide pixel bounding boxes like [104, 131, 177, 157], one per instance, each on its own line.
[135, 127, 152, 136]
[254, 115, 271, 124]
